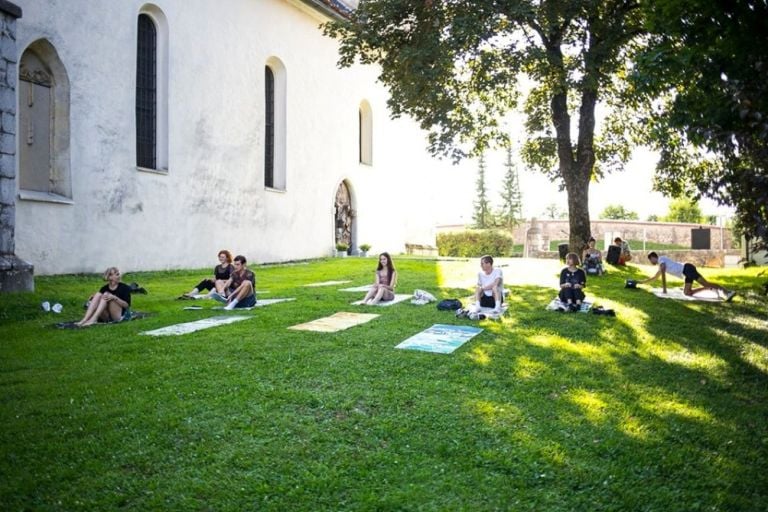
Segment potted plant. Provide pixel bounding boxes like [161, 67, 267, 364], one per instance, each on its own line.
[335, 242, 349, 257]
[359, 243, 371, 257]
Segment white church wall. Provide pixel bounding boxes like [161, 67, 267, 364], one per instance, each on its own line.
[13, 0, 456, 275]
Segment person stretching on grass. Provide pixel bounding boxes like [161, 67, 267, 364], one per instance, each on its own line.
[76, 267, 132, 326]
[362, 252, 398, 305]
[217, 255, 256, 310]
[640, 252, 736, 300]
[559, 253, 587, 312]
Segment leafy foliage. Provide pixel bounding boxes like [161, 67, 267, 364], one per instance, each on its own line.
[323, 0, 645, 252]
[437, 230, 517, 257]
[600, 204, 639, 220]
[629, 0, 768, 247]
[472, 154, 490, 228]
[664, 198, 703, 224]
[497, 145, 524, 228]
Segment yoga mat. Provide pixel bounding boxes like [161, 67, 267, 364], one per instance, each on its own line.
[351, 294, 411, 306]
[545, 299, 593, 312]
[339, 285, 372, 292]
[288, 312, 379, 333]
[303, 280, 352, 287]
[141, 315, 250, 336]
[651, 288, 724, 302]
[211, 298, 296, 310]
[396, 324, 483, 354]
[55, 311, 149, 329]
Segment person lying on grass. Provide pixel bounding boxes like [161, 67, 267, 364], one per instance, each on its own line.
[362, 252, 398, 305]
[76, 267, 132, 327]
[474, 254, 503, 313]
[180, 249, 233, 299]
[218, 255, 256, 310]
[640, 252, 736, 300]
[559, 253, 587, 312]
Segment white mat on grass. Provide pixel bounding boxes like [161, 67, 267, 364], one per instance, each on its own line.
[303, 280, 351, 287]
[545, 298, 593, 312]
[339, 285, 372, 292]
[396, 324, 483, 354]
[211, 298, 296, 310]
[350, 294, 411, 307]
[651, 288, 724, 302]
[288, 312, 379, 333]
[141, 315, 250, 336]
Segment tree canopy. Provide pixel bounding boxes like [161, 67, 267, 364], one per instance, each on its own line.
[630, 0, 768, 246]
[599, 204, 639, 220]
[664, 198, 703, 224]
[324, 0, 644, 252]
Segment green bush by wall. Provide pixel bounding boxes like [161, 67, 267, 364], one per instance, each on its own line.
[437, 230, 518, 257]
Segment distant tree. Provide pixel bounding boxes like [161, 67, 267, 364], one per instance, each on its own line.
[472, 154, 490, 228]
[664, 198, 703, 224]
[543, 203, 566, 220]
[599, 204, 639, 220]
[646, 214, 660, 222]
[498, 146, 523, 229]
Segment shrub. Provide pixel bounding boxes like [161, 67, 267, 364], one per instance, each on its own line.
[437, 230, 515, 257]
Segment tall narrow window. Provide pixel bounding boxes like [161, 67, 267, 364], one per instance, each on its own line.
[359, 100, 373, 165]
[136, 13, 156, 169]
[264, 66, 275, 188]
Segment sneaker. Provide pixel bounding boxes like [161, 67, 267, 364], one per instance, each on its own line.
[211, 292, 228, 303]
[725, 290, 736, 302]
[477, 313, 487, 320]
[569, 303, 579, 312]
[468, 312, 479, 320]
[455, 308, 467, 318]
[41, 301, 51, 312]
[52, 303, 63, 314]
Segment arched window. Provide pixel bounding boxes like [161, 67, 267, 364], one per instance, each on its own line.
[264, 66, 275, 188]
[18, 39, 71, 202]
[359, 100, 372, 165]
[135, 5, 168, 172]
[265, 58, 286, 190]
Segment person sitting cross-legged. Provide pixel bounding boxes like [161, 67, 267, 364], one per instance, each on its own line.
[559, 253, 587, 312]
[362, 252, 398, 305]
[474, 255, 503, 313]
[221, 255, 257, 310]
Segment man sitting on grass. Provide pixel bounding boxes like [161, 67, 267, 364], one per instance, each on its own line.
[216, 255, 256, 310]
[640, 252, 736, 301]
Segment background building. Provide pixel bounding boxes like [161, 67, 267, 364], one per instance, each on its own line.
[10, 0, 466, 275]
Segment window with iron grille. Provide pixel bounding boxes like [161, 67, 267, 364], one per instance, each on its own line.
[264, 66, 275, 188]
[136, 14, 156, 169]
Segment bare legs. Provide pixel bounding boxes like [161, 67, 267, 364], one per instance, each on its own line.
[684, 278, 731, 297]
[224, 281, 254, 310]
[76, 293, 123, 327]
[363, 285, 392, 305]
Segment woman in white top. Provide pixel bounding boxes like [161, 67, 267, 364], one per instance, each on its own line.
[475, 255, 503, 312]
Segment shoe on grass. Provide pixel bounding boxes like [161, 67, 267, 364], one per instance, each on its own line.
[725, 290, 736, 302]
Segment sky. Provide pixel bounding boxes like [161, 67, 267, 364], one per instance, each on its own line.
[434, 144, 733, 227]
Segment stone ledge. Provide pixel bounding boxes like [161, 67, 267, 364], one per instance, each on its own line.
[0, 1, 22, 19]
[0, 253, 34, 292]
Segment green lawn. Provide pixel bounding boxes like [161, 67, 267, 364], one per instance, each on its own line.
[1, 258, 767, 511]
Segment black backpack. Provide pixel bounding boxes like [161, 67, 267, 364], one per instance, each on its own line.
[437, 299, 463, 311]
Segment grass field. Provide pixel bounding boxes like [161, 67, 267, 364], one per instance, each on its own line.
[1, 257, 767, 511]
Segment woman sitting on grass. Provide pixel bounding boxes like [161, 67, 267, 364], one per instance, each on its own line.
[76, 267, 132, 327]
[179, 250, 233, 299]
[559, 253, 587, 312]
[362, 252, 398, 305]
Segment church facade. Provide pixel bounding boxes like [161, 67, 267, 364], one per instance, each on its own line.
[10, 0, 458, 275]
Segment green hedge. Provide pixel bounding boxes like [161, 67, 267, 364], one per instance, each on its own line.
[437, 230, 518, 257]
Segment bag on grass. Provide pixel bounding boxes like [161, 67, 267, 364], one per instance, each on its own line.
[437, 299, 463, 311]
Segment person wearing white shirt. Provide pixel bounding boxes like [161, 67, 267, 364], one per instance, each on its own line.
[475, 255, 503, 313]
[641, 252, 735, 301]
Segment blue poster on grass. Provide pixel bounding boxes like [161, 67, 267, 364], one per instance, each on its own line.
[395, 324, 483, 354]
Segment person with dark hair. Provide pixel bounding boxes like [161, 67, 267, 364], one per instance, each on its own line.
[76, 267, 132, 326]
[219, 255, 256, 310]
[583, 237, 605, 275]
[641, 252, 735, 300]
[559, 252, 587, 312]
[180, 250, 234, 299]
[613, 237, 632, 264]
[363, 252, 398, 305]
[474, 255, 503, 313]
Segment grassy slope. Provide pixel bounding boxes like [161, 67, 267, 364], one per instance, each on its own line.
[1, 258, 766, 511]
